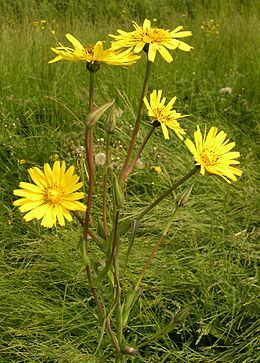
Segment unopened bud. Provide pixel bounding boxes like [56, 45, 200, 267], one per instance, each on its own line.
[123, 345, 138, 356]
[112, 173, 124, 208]
[86, 100, 114, 128]
[177, 184, 194, 207]
[105, 103, 117, 134]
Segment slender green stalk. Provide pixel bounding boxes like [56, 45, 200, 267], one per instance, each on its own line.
[84, 72, 95, 242]
[113, 211, 123, 351]
[85, 72, 95, 172]
[86, 265, 121, 354]
[134, 208, 178, 292]
[72, 211, 104, 246]
[125, 125, 156, 178]
[102, 133, 112, 238]
[137, 166, 199, 221]
[115, 352, 126, 363]
[83, 71, 121, 355]
[119, 59, 153, 185]
[122, 219, 138, 285]
[135, 233, 165, 292]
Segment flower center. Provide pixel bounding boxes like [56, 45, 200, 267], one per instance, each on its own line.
[44, 185, 64, 205]
[84, 46, 94, 57]
[139, 28, 169, 44]
[154, 108, 171, 124]
[200, 148, 218, 166]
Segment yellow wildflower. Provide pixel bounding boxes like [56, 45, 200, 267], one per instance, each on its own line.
[49, 33, 140, 66]
[13, 161, 86, 228]
[109, 19, 192, 63]
[143, 90, 187, 140]
[18, 159, 27, 165]
[185, 126, 242, 183]
[152, 166, 162, 174]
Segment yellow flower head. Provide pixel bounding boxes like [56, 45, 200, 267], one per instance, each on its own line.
[49, 33, 140, 66]
[152, 166, 162, 174]
[185, 126, 243, 183]
[13, 161, 86, 228]
[18, 159, 27, 165]
[109, 19, 193, 63]
[143, 89, 187, 140]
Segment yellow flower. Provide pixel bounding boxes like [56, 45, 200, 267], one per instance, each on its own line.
[152, 166, 162, 174]
[18, 159, 27, 165]
[143, 90, 187, 140]
[50, 153, 60, 161]
[185, 126, 243, 183]
[109, 19, 192, 63]
[13, 161, 86, 228]
[49, 33, 140, 66]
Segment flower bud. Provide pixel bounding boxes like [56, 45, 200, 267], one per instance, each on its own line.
[176, 184, 194, 207]
[123, 345, 138, 356]
[105, 103, 117, 134]
[112, 173, 124, 208]
[86, 100, 114, 129]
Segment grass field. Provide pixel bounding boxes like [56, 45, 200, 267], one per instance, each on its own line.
[0, 1, 260, 362]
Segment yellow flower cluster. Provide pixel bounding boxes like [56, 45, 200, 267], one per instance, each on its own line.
[13, 18, 242, 229]
[200, 19, 219, 37]
[143, 91, 242, 183]
[33, 19, 57, 34]
[49, 34, 140, 67]
[49, 18, 193, 66]
[33, 19, 47, 28]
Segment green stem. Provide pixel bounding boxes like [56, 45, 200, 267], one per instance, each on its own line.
[125, 125, 156, 178]
[137, 166, 199, 221]
[84, 72, 95, 242]
[122, 219, 138, 285]
[119, 59, 152, 185]
[72, 211, 104, 246]
[95, 209, 120, 285]
[135, 233, 165, 293]
[102, 133, 112, 238]
[88, 71, 94, 111]
[86, 265, 121, 354]
[115, 352, 126, 363]
[112, 211, 123, 350]
[83, 71, 121, 354]
[134, 207, 178, 292]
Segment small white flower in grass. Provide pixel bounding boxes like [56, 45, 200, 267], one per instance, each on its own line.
[220, 87, 233, 95]
[95, 153, 106, 166]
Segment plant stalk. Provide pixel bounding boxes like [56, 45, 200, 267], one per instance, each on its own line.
[119, 58, 152, 185]
[83, 71, 120, 355]
[102, 133, 112, 238]
[125, 125, 156, 178]
[137, 166, 199, 221]
[134, 207, 178, 292]
[84, 72, 95, 243]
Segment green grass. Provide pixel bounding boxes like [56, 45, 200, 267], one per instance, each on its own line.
[1, 1, 260, 362]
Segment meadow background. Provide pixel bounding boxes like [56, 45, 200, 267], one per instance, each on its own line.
[0, 0, 259, 362]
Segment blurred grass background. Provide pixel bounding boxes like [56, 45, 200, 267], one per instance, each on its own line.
[0, 0, 259, 362]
